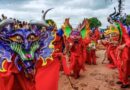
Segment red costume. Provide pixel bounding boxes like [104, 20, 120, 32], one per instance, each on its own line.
[62, 18, 87, 79]
[0, 55, 60, 90]
[107, 43, 118, 68]
[67, 38, 85, 79]
[116, 23, 130, 87]
[102, 26, 120, 69]
[85, 28, 100, 65]
[52, 33, 70, 75]
[101, 40, 116, 67]
[83, 37, 91, 63]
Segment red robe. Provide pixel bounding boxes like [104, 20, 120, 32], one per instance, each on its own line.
[53, 34, 64, 52]
[52, 52, 70, 75]
[53, 34, 70, 75]
[91, 28, 100, 43]
[107, 43, 118, 68]
[116, 23, 130, 85]
[67, 38, 85, 79]
[83, 37, 91, 63]
[101, 40, 117, 68]
[0, 54, 60, 90]
[86, 28, 100, 65]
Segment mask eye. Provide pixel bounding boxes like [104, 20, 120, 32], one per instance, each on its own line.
[9, 35, 23, 43]
[28, 34, 39, 42]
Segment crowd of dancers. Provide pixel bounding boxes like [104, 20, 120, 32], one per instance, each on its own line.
[0, 6, 130, 90]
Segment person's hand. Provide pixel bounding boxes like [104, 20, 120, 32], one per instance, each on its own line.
[118, 44, 126, 50]
[69, 43, 73, 46]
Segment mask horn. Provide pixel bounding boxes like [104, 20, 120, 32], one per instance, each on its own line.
[0, 19, 15, 31]
[30, 8, 53, 27]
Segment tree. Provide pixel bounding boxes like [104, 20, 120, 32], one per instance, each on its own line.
[125, 15, 130, 25]
[120, 15, 130, 26]
[88, 17, 102, 29]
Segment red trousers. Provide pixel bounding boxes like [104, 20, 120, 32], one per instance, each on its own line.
[86, 49, 96, 64]
[52, 52, 70, 75]
[107, 46, 117, 68]
[69, 53, 85, 78]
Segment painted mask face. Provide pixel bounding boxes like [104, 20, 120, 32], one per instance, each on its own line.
[0, 23, 43, 73]
[9, 29, 41, 73]
[0, 9, 56, 75]
[70, 30, 81, 41]
[9, 29, 40, 61]
[0, 18, 55, 75]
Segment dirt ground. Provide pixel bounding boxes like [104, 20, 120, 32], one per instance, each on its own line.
[58, 50, 130, 90]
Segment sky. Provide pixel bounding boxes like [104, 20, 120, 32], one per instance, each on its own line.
[0, 0, 130, 28]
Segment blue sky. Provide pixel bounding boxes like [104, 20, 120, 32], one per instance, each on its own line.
[0, 0, 129, 28]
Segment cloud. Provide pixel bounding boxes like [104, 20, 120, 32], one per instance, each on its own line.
[0, 0, 30, 10]
[66, 0, 113, 10]
[0, 0, 129, 28]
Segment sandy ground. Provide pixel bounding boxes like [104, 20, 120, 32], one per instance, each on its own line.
[58, 50, 130, 90]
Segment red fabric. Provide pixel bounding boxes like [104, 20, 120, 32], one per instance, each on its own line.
[0, 56, 60, 90]
[85, 28, 100, 64]
[52, 52, 70, 75]
[0, 61, 35, 90]
[68, 38, 85, 78]
[86, 49, 96, 64]
[91, 28, 100, 42]
[101, 41, 114, 65]
[85, 43, 97, 64]
[35, 60, 60, 90]
[90, 50, 96, 64]
[108, 45, 117, 68]
[69, 52, 85, 78]
[83, 37, 91, 63]
[102, 34, 119, 68]
[61, 55, 70, 75]
[53, 34, 64, 52]
[116, 46, 130, 85]
[53, 34, 70, 75]
[116, 23, 130, 85]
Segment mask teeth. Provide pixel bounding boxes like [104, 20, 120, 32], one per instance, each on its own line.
[11, 42, 40, 61]
[31, 42, 39, 52]
[11, 43, 26, 60]
[30, 42, 39, 59]
[12, 43, 21, 53]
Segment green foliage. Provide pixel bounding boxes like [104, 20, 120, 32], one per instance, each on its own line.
[126, 15, 130, 25]
[88, 17, 102, 29]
